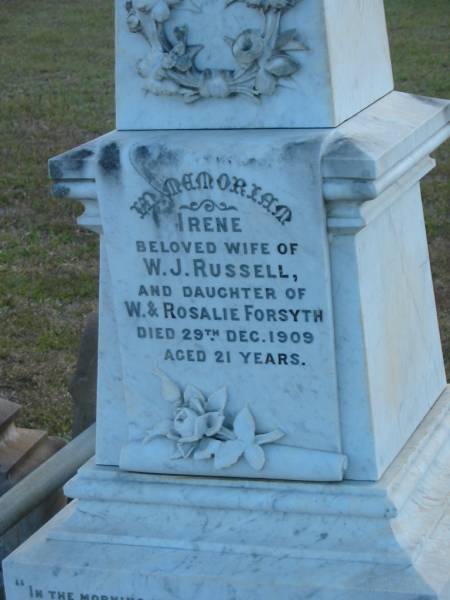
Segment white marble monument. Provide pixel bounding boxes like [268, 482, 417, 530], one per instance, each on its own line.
[3, 0, 450, 597]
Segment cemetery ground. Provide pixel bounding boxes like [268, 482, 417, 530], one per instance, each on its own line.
[0, 0, 448, 439]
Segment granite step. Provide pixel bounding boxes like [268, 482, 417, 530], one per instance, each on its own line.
[0, 397, 21, 434]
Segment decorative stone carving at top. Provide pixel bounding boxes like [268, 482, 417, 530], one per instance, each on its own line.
[125, 0, 308, 102]
[117, 0, 393, 128]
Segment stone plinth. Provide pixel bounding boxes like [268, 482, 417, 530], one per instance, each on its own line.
[4, 387, 450, 599]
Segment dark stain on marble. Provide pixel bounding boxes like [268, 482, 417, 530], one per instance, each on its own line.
[99, 142, 121, 175]
[52, 183, 71, 198]
[49, 148, 94, 180]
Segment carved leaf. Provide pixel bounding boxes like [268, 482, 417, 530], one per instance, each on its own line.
[207, 386, 227, 412]
[183, 384, 206, 413]
[244, 444, 266, 470]
[196, 412, 225, 437]
[194, 438, 222, 460]
[187, 45, 204, 62]
[255, 70, 277, 95]
[171, 448, 184, 459]
[143, 418, 172, 443]
[192, 413, 208, 440]
[265, 55, 299, 77]
[282, 40, 308, 52]
[275, 29, 307, 51]
[275, 29, 297, 48]
[233, 406, 256, 443]
[255, 429, 285, 445]
[214, 440, 245, 469]
[173, 442, 196, 459]
[153, 368, 182, 404]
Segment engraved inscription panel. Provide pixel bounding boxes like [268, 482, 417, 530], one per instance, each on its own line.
[96, 131, 341, 477]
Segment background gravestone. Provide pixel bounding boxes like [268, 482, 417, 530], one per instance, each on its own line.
[69, 313, 98, 438]
[0, 399, 65, 600]
[3, 0, 450, 598]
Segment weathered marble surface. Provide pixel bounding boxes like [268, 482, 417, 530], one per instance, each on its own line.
[49, 92, 449, 481]
[96, 129, 345, 481]
[4, 387, 450, 599]
[116, 0, 393, 129]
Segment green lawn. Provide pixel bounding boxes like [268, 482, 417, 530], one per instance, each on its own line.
[0, 0, 448, 438]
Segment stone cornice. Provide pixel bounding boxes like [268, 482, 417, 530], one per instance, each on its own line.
[48, 92, 449, 235]
[322, 92, 449, 204]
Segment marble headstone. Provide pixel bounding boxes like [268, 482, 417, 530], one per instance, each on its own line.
[3, 0, 450, 597]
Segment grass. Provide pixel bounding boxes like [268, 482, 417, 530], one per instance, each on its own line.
[0, 0, 448, 439]
[0, 0, 114, 437]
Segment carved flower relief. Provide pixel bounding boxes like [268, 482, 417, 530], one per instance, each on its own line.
[229, 28, 303, 95]
[144, 369, 285, 470]
[168, 394, 225, 457]
[126, 9, 142, 32]
[231, 29, 265, 65]
[160, 26, 202, 73]
[125, 0, 309, 102]
[173, 407, 224, 442]
[133, 0, 180, 23]
[133, 24, 203, 97]
[136, 53, 181, 95]
[161, 44, 192, 72]
[144, 369, 228, 458]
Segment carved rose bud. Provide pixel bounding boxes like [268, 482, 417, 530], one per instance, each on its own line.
[232, 29, 265, 66]
[127, 10, 142, 32]
[135, 0, 174, 22]
[136, 58, 152, 77]
[151, 0, 171, 22]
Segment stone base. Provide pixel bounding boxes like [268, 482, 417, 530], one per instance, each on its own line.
[4, 387, 450, 599]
